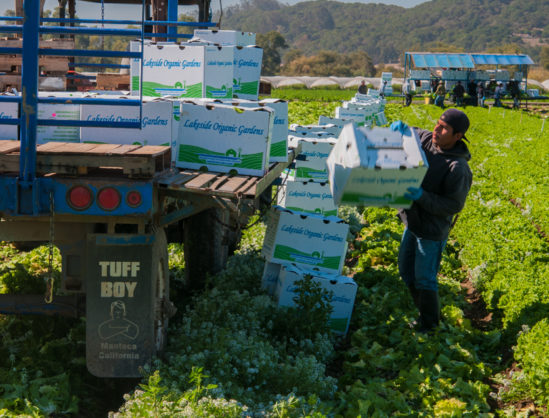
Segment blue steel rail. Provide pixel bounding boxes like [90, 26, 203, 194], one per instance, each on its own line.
[0, 0, 216, 216]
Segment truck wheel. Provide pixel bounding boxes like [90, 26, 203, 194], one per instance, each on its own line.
[183, 207, 231, 291]
[152, 227, 172, 353]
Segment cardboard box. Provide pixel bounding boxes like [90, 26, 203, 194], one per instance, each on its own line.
[261, 206, 349, 274]
[0, 95, 19, 140]
[277, 178, 337, 217]
[176, 101, 272, 175]
[318, 115, 355, 129]
[261, 261, 286, 295]
[289, 123, 342, 136]
[374, 111, 388, 126]
[274, 263, 357, 336]
[193, 29, 256, 46]
[37, 92, 82, 144]
[289, 136, 336, 181]
[335, 106, 372, 127]
[327, 124, 428, 208]
[233, 45, 263, 100]
[81, 96, 172, 145]
[174, 98, 288, 163]
[142, 43, 233, 98]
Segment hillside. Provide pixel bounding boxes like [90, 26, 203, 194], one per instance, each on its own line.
[221, 0, 548, 64]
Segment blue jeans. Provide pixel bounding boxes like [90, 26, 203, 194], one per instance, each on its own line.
[398, 229, 447, 291]
[435, 95, 444, 108]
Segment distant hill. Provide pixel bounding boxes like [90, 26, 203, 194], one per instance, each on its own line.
[220, 0, 548, 64]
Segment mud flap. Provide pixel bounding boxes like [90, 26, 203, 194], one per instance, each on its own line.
[85, 234, 156, 378]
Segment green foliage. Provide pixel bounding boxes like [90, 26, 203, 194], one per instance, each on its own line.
[282, 50, 375, 77]
[256, 31, 289, 76]
[512, 320, 549, 407]
[223, 0, 548, 64]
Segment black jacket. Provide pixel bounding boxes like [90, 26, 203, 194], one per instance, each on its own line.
[399, 128, 472, 241]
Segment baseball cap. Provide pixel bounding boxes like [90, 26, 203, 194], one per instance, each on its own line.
[440, 108, 470, 141]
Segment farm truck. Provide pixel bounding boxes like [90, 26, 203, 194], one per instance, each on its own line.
[0, 0, 294, 377]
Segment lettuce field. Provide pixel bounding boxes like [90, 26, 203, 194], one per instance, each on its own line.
[0, 96, 548, 417]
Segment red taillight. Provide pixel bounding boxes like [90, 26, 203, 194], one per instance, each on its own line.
[97, 187, 121, 211]
[67, 185, 93, 210]
[126, 190, 142, 208]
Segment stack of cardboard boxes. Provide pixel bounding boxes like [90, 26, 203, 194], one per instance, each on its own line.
[0, 30, 278, 177]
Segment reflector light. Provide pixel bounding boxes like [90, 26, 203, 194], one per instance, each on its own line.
[97, 187, 121, 211]
[126, 190, 142, 208]
[67, 185, 93, 210]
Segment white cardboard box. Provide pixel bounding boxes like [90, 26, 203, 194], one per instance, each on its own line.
[142, 43, 233, 99]
[37, 92, 82, 144]
[318, 115, 356, 129]
[176, 101, 272, 175]
[261, 206, 349, 274]
[327, 124, 428, 208]
[0, 96, 19, 140]
[81, 96, 172, 146]
[274, 263, 357, 336]
[174, 98, 288, 163]
[290, 123, 342, 136]
[291, 137, 336, 181]
[277, 178, 337, 217]
[233, 45, 263, 100]
[193, 29, 256, 46]
[335, 107, 372, 127]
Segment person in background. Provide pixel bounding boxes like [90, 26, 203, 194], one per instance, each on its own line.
[494, 83, 503, 107]
[380, 80, 388, 98]
[476, 83, 485, 107]
[509, 80, 521, 109]
[389, 109, 473, 333]
[402, 80, 412, 107]
[452, 81, 465, 107]
[358, 80, 367, 95]
[434, 81, 446, 108]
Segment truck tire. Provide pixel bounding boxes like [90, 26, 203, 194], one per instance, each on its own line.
[183, 207, 231, 291]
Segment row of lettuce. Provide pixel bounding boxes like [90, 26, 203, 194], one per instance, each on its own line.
[0, 100, 547, 416]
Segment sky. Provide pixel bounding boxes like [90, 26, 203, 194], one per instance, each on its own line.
[0, 0, 429, 20]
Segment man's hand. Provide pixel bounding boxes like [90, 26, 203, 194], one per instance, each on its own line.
[404, 187, 423, 201]
[390, 120, 411, 136]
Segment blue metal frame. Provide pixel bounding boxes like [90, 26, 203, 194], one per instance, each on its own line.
[0, 0, 217, 217]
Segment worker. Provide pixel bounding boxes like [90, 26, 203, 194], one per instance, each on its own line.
[358, 80, 367, 95]
[494, 83, 503, 107]
[390, 109, 473, 333]
[434, 81, 446, 108]
[402, 80, 412, 106]
[380, 80, 388, 98]
[452, 81, 465, 106]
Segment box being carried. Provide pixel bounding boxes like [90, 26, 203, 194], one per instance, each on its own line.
[327, 124, 428, 208]
[176, 101, 272, 176]
[262, 206, 349, 274]
[277, 178, 337, 217]
[142, 43, 233, 98]
[274, 263, 357, 336]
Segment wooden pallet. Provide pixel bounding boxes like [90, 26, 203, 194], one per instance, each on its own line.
[157, 147, 298, 200]
[0, 140, 171, 177]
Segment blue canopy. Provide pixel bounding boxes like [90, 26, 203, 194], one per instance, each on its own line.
[410, 53, 475, 68]
[408, 52, 534, 68]
[471, 54, 534, 66]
